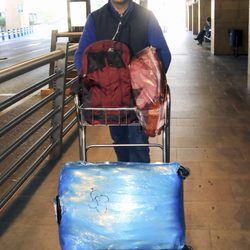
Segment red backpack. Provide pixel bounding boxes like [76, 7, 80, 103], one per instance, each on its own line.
[80, 40, 136, 124]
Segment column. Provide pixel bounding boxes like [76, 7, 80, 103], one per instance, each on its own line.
[211, 0, 248, 55]
[199, 0, 211, 33]
[192, 2, 199, 35]
[248, 0, 250, 91]
[5, 0, 29, 30]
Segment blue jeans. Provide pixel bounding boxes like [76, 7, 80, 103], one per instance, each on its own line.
[109, 126, 150, 162]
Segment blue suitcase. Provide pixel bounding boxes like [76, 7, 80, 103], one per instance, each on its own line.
[55, 161, 190, 250]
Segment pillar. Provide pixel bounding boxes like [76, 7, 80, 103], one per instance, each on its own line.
[188, 5, 192, 31]
[5, 0, 29, 30]
[199, 0, 211, 33]
[211, 0, 248, 55]
[192, 2, 199, 35]
[248, 0, 250, 91]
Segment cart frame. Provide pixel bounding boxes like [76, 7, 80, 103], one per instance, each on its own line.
[74, 84, 171, 163]
[70, 84, 193, 249]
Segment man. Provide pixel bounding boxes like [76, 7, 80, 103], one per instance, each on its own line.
[74, 0, 171, 162]
[194, 16, 211, 45]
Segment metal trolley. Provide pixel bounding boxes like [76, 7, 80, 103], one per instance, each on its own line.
[74, 84, 171, 163]
[72, 83, 192, 250]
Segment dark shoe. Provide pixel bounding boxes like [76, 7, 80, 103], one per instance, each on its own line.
[197, 42, 202, 45]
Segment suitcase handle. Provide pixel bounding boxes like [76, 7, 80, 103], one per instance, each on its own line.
[55, 195, 62, 225]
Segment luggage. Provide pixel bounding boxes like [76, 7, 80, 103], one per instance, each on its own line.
[130, 47, 167, 137]
[79, 40, 136, 124]
[55, 161, 190, 250]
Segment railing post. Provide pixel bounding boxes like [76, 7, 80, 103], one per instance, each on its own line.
[49, 30, 58, 88]
[50, 42, 68, 159]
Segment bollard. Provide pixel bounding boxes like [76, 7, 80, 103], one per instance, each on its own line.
[1, 31, 5, 41]
[20, 27, 23, 36]
[7, 30, 11, 40]
[17, 28, 20, 37]
[13, 29, 16, 38]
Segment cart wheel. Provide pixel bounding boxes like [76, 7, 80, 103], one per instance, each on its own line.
[183, 245, 193, 250]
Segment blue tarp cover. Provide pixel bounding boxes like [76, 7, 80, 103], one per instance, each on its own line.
[56, 162, 186, 250]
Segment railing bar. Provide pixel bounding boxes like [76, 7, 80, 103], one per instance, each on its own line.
[63, 117, 77, 136]
[0, 107, 61, 162]
[64, 95, 74, 105]
[0, 50, 65, 84]
[0, 141, 59, 210]
[57, 32, 82, 38]
[63, 106, 76, 121]
[67, 64, 75, 72]
[65, 76, 79, 89]
[0, 90, 60, 137]
[68, 44, 79, 53]
[0, 125, 59, 185]
[0, 72, 63, 111]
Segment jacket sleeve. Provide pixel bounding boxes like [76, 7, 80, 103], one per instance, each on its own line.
[148, 13, 171, 73]
[74, 15, 97, 74]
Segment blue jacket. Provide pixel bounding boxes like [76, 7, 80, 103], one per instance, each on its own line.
[74, 0, 171, 73]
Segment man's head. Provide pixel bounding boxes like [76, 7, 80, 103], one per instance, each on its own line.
[111, 0, 129, 4]
[110, 0, 130, 15]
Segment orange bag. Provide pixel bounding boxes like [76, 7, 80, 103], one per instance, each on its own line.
[130, 47, 167, 137]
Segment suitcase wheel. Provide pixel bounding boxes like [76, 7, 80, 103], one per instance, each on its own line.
[183, 245, 193, 250]
[178, 166, 190, 179]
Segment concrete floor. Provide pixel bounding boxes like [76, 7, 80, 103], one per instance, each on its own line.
[0, 30, 250, 249]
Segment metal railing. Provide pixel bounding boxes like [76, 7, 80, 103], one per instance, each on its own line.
[0, 36, 80, 209]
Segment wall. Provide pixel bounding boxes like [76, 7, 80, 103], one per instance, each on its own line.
[186, 0, 193, 31]
[199, 0, 211, 32]
[248, 0, 250, 91]
[192, 2, 199, 34]
[212, 0, 248, 55]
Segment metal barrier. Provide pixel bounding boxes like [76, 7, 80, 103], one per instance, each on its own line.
[0, 40, 79, 209]
[49, 30, 82, 87]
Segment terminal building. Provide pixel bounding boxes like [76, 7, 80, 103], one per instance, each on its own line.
[0, 0, 250, 249]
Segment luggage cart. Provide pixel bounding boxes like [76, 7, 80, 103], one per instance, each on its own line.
[74, 84, 171, 163]
[58, 83, 192, 250]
